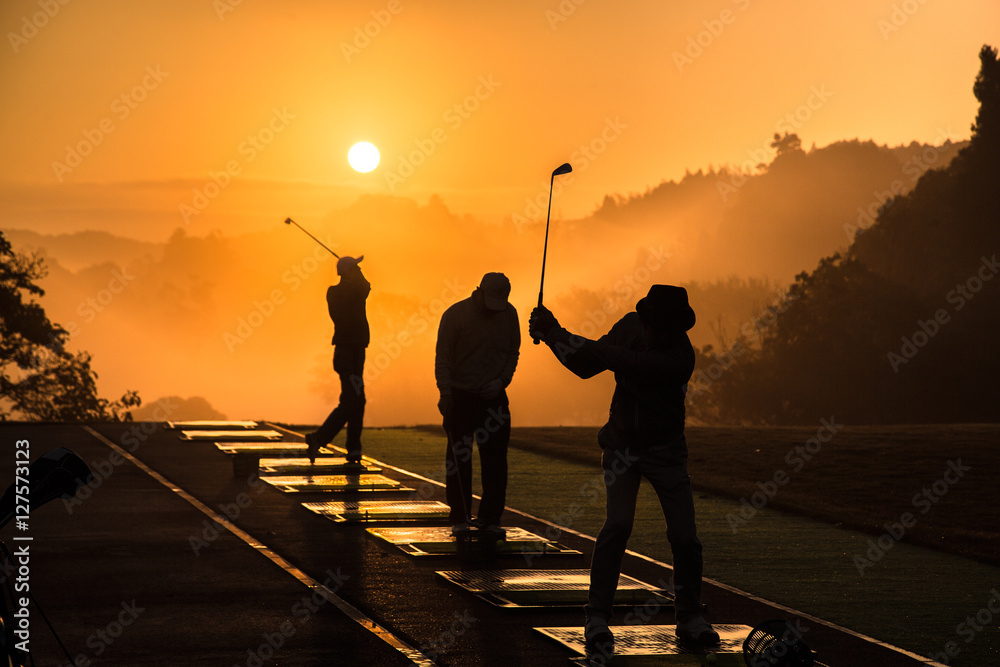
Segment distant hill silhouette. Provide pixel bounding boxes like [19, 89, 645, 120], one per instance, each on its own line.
[690, 45, 1000, 425]
[0, 73, 977, 426]
[592, 137, 965, 285]
[4, 229, 162, 273]
[129, 395, 227, 421]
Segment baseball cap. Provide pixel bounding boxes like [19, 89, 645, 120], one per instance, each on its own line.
[337, 255, 364, 275]
[480, 272, 511, 311]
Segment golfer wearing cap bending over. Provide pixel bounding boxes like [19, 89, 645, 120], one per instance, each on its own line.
[529, 285, 719, 655]
[435, 273, 520, 536]
[306, 255, 369, 465]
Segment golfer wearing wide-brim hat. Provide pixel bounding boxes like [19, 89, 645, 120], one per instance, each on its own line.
[530, 284, 719, 655]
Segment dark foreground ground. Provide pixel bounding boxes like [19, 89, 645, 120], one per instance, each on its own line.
[0, 421, 956, 666]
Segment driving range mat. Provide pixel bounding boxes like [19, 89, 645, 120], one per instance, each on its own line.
[213, 442, 343, 477]
[366, 526, 582, 558]
[261, 474, 410, 493]
[181, 430, 284, 441]
[258, 457, 382, 475]
[165, 420, 258, 429]
[536, 624, 751, 665]
[214, 442, 308, 452]
[434, 569, 674, 609]
[303, 500, 451, 523]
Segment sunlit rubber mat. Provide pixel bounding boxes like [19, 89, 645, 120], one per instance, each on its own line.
[536, 624, 751, 665]
[434, 570, 674, 609]
[214, 443, 345, 477]
[366, 526, 582, 557]
[181, 430, 284, 441]
[214, 443, 334, 454]
[303, 500, 451, 522]
[165, 420, 258, 429]
[261, 474, 410, 493]
[258, 457, 382, 475]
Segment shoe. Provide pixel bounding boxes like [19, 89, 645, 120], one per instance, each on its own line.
[345, 454, 363, 466]
[451, 522, 473, 536]
[305, 433, 320, 464]
[467, 516, 485, 529]
[676, 615, 720, 645]
[481, 524, 506, 539]
[584, 614, 614, 657]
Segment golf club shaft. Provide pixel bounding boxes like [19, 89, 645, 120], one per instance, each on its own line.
[284, 218, 340, 258]
[533, 173, 557, 345]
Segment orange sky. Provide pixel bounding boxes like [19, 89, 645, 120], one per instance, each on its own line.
[1, 0, 997, 239]
[1, 0, 998, 425]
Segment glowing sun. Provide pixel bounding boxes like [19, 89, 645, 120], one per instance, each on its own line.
[348, 142, 380, 172]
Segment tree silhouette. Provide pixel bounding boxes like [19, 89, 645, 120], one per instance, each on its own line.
[687, 45, 1000, 424]
[0, 231, 140, 420]
[971, 45, 1000, 161]
[770, 131, 803, 157]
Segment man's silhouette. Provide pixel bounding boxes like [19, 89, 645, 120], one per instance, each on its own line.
[435, 273, 520, 536]
[307, 256, 369, 464]
[529, 285, 719, 654]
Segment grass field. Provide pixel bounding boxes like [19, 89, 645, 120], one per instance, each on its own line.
[339, 423, 1000, 667]
[493, 424, 1000, 566]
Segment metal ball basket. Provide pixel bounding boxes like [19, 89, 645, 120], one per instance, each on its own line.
[742, 619, 814, 667]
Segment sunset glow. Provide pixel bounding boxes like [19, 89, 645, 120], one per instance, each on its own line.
[1, 0, 997, 426]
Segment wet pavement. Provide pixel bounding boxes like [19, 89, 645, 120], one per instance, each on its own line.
[0, 422, 945, 666]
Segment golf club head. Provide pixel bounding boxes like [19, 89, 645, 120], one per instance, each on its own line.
[552, 163, 573, 176]
[284, 217, 293, 225]
[0, 448, 94, 530]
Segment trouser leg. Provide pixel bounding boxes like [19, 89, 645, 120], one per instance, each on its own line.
[341, 347, 366, 458]
[645, 453, 703, 622]
[475, 397, 510, 526]
[443, 392, 476, 523]
[315, 346, 365, 450]
[586, 446, 641, 621]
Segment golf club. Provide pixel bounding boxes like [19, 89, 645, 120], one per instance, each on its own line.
[284, 217, 340, 258]
[533, 162, 573, 344]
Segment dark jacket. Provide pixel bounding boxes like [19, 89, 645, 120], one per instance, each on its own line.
[327, 271, 371, 347]
[547, 311, 694, 459]
[435, 289, 520, 396]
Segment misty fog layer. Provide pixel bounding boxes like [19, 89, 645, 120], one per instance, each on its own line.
[4, 138, 966, 426]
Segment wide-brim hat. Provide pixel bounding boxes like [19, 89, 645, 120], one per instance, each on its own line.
[635, 285, 695, 332]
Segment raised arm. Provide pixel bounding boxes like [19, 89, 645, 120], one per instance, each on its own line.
[529, 306, 610, 379]
[583, 336, 693, 383]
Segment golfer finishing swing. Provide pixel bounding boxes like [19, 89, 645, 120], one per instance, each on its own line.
[529, 285, 719, 654]
[306, 255, 369, 464]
